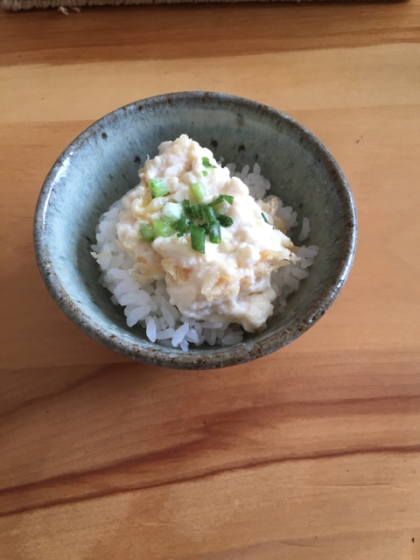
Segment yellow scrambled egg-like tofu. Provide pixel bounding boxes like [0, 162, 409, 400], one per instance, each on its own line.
[116, 135, 298, 332]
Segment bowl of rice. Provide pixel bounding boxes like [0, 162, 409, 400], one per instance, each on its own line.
[34, 91, 357, 369]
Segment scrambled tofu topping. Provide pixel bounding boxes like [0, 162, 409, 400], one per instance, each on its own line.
[116, 135, 298, 332]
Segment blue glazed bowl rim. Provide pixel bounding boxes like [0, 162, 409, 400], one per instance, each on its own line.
[34, 91, 357, 369]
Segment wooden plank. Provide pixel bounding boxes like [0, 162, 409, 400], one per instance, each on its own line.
[1, 351, 420, 519]
[1, 3, 419, 66]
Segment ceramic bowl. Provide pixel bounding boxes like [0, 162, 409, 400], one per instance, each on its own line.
[34, 92, 357, 369]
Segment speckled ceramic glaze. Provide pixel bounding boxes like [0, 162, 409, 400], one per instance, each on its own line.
[34, 92, 357, 369]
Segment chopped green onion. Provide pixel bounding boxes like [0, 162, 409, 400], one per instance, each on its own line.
[261, 212, 269, 223]
[202, 157, 217, 169]
[209, 221, 222, 244]
[202, 171, 208, 177]
[217, 214, 234, 228]
[162, 202, 182, 224]
[153, 219, 174, 238]
[175, 214, 192, 234]
[208, 194, 234, 208]
[148, 177, 168, 198]
[191, 224, 205, 253]
[203, 205, 218, 225]
[190, 203, 205, 220]
[178, 196, 231, 250]
[190, 182, 207, 202]
[182, 199, 192, 217]
[139, 223, 155, 243]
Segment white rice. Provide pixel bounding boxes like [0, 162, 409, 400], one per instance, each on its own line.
[92, 163, 318, 350]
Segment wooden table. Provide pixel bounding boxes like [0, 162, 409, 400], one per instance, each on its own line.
[1, 2, 420, 558]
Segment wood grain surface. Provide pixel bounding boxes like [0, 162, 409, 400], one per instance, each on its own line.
[1, 2, 420, 558]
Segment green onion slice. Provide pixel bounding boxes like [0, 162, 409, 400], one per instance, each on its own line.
[179, 196, 231, 250]
[182, 199, 192, 216]
[175, 215, 192, 234]
[190, 203, 205, 220]
[202, 171, 208, 177]
[190, 182, 207, 202]
[191, 224, 206, 253]
[217, 214, 234, 228]
[153, 219, 175, 238]
[202, 157, 217, 169]
[261, 212, 269, 223]
[208, 194, 234, 208]
[148, 178, 168, 198]
[209, 221, 222, 244]
[202, 205, 218, 225]
[162, 202, 182, 224]
[139, 223, 155, 243]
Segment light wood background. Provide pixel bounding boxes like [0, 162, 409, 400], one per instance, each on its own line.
[1, 1, 420, 558]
